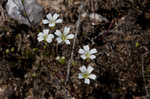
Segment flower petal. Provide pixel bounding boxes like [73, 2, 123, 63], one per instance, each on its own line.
[78, 49, 85, 54]
[48, 34, 54, 39]
[65, 40, 70, 45]
[43, 29, 49, 34]
[78, 73, 83, 79]
[64, 27, 70, 35]
[49, 23, 55, 27]
[42, 19, 49, 24]
[67, 34, 74, 39]
[53, 13, 59, 20]
[46, 38, 52, 43]
[46, 13, 52, 20]
[37, 37, 44, 42]
[38, 32, 43, 36]
[90, 49, 97, 54]
[81, 55, 87, 60]
[56, 19, 63, 23]
[83, 45, 90, 52]
[90, 55, 96, 60]
[55, 30, 62, 36]
[79, 65, 86, 72]
[84, 78, 90, 84]
[89, 74, 96, 80]
[56, 38, 63, 44]
[87, 66, 94, 73]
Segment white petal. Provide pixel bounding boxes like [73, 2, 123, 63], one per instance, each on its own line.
[46, 13, 52, 20]
[43, 29, 49, 34]
[78, 73, 83, 79]
[66, 34, 74, 39]
[84, 78, 90, 84]
[65, 40, 70, 45]
[48, 34, 54, 39]
[64, 27, 70, 35]
[83, 45, 90, 52]
[49, 23, 55, 27]
[90, 49, 97, 54]
[56, 38, 63, 44]
[56, 56, 60, 60]
[42, 19, 49, 24]
[81, 55, 87, 60]
[79, 65, 86, 72]
[56, 19, 63, 23]
[78, 49, 85, 54]
[37, 37, 44, 42]
[89, 74, 96, 80]
[53, 13, 59, 20]
[87, 66, 94, 73]
[38, 32, 43, 36]
[55, 30, 62, 36]
[90, 55, 96, 60]
[46, 38, 52, 43]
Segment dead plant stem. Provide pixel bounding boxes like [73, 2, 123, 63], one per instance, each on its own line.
[141, 54, 149, 97]
[64, 2, 84, 99]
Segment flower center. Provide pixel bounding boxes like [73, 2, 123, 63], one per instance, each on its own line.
[61, 34, 66, 41]
[85, 52, 90, 58]
[82, 72, 89, 78]
[43, 34, 48, 41]
[50, 20, 55, 26]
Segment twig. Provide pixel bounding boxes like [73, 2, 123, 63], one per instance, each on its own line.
[103, 19, 114, 36]
[64, 2, 84, 99]
[141, 54, 150, 97]
[0, 5, 6, 21]
[91, 0, 95, 25]
[21, 0, 32, 26]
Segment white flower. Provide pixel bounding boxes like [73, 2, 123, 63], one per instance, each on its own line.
[78, 45, 97, 60]
[55, 27, 74, 45]
[37, 29, 54, 43]
[42, 13, 63, 27]
[78, 65, 96, 84]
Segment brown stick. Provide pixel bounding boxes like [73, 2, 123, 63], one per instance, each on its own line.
[64, 2, 84, 99]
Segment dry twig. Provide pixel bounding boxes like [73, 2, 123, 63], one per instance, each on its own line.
[141, 54, 150, 97]
[64, 2, 84, 99]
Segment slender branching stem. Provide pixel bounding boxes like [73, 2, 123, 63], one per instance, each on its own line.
[64, 2, 84, 99]
[141, 55, 150, 97]
[21, 0, 32, 26]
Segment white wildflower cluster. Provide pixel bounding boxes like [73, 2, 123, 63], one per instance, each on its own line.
[78, 45, 97, 84]
[37, 12, 97, 85]
[37, 13, 74, 45]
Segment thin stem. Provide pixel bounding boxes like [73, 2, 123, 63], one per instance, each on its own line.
[21, 0, 32, 26]
[141, 55, 149, 97]
[64, 2, 84, 99]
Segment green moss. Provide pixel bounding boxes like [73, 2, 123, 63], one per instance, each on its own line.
[136, 42, 140, 47]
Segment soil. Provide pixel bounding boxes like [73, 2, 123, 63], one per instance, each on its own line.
[0, 0, 150, 99]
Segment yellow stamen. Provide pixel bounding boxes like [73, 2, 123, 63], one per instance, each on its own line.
[61, 34, 66, 41]
[85, 52, 90, 58]
[82, 72, 89, 78]
[44, 34, 48, 41]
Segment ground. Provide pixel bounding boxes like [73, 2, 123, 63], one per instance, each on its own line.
[0, 0, 150, 99]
